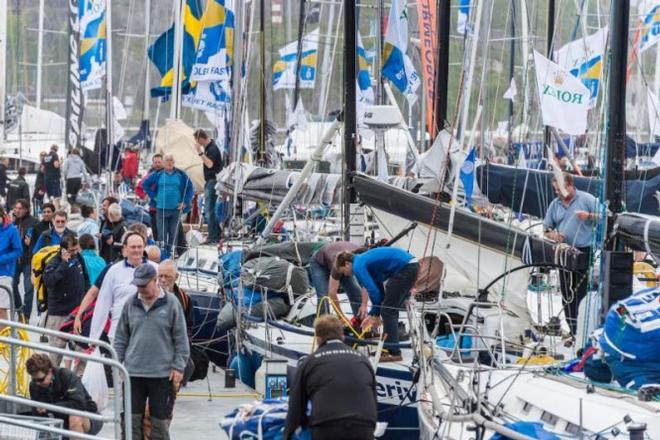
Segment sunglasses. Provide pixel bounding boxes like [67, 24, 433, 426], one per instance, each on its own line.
[32, 372, 49, 383]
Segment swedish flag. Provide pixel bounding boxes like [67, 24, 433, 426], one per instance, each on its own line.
[148, 0, 203, 97]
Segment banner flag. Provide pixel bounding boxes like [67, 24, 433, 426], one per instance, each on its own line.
[272, 28, 320, 90]
[534, 51, 590, 135]
[555, 26, 608, 107]
[382, 0, 420, 106]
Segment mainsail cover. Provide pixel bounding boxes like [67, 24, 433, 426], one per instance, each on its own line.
[477, 163, 660, 218]
[216, 163, 341, 206]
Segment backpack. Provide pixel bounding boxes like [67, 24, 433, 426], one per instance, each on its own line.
[31, 245, 60, 313]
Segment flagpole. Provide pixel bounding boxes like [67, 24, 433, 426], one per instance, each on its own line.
[143, 0, 152, 124]
[519, 0, 530, 122]
[106, 0, 115, 182]
[258, 0, 266, 165]
[170, 0, 184, 120]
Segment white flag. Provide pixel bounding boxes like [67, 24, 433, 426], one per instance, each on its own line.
[554, 26, 608, 108]
[503, 78, 517, 100]
[534, 51, 590, 135]
[286, 96, 308, 131]
[272, 28, 320, 90]
[648, 89, 660, 137]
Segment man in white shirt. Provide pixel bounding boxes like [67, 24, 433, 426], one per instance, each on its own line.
[81, 231, 158, 343]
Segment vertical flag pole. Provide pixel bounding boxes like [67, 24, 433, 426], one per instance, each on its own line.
[507, 1, 516, 153]
[170, 0, 184, 120]
[106, 0, 115, 189]
[258, 0, 266, 166]
[543, 0, 555, 159]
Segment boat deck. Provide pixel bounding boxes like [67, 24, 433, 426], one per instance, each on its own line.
[98, 367, 259, 438]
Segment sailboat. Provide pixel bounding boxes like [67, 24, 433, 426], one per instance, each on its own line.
[399, 1, 660, 438]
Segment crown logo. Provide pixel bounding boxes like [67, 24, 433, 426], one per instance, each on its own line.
[553, 71, 565, 87]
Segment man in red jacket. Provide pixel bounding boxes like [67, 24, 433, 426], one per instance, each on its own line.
[121, 147, 139, 188]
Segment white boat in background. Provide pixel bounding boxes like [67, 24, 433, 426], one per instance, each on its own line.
[1, 104, 67, 165]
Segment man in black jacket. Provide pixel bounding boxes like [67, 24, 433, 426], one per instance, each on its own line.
[6, 167, 30, 210]
[12, 199, 38, 319]
[28, 202, 55, 254]
[43, 235, 89, 368]
[26, 353, 103, 435]
[284, 315, 378, 440]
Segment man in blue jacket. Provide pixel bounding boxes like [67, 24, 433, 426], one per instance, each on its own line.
[32, 210, 75, 254]
[143, 153, 194, 257]
[0, 206, 23, 321]
[335, 247, 419, 362]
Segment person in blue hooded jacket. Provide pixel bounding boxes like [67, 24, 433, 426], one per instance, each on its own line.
[142, 153, 194, 256]
[335, 247, 419, 362]
[0, 206, 23, 321]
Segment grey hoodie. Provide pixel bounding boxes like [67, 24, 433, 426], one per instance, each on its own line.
[114, 290, 190, 377]
[62, 154, 89, 181]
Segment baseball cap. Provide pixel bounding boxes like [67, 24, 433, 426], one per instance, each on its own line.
[131, 264, 157, 287]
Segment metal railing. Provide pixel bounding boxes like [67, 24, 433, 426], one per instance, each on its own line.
[0, 318, 132, 440]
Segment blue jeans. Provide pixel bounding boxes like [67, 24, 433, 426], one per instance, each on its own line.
[13, 262, 34, 318]
[156, 209, 180, 255]
[380, 262, 419, 356]
[309, 259, 362, 316]
[204, 179, 219, 242]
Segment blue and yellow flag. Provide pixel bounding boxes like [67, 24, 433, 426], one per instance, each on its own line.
[357, 33, 374, 104]
[639, 0, 660, 53]
[79, 0, 106, 91]
[191, 0, 234, 82]
[147, 0, 203, 97]
[382, 0, 420, 106]
[272, 28, 319, 90]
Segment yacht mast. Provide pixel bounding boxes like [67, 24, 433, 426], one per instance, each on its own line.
[142, 0, 151, 123]
[434, 0, 450, 135]
[36, 0, 44, 109]
[106, 0, 114, 163]
[342, 0, 357, 241]
[604, 0, 629, 224]
[0, 0, 5, 147]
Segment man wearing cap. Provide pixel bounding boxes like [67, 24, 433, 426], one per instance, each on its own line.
[114, 263, 189, 440]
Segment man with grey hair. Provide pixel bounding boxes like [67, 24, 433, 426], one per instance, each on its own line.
[143, 154, 194, 257]
[114, 263, 189, 439]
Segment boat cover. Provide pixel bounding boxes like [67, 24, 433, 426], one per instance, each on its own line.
[240, 257, 310, 301]
[490, 421, 559, 440]
[599, 288, 660, 389]
[220, 399, 310, 440]
[614, 213, 660, 256]
[242, 242, 323, 266]
[216, 163, 342, 206]
[476, 163, 660, 218]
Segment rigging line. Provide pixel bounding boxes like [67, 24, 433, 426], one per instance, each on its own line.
[117, 0, 137, 99]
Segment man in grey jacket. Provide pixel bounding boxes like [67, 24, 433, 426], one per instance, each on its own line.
[62, 148, 89, 205]
[114, 263, 189, 440]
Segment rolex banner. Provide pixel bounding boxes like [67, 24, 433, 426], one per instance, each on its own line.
[65, 0, 84, 152]
[533, 50, 589, 135]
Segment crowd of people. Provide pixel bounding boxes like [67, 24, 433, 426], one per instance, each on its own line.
[0, 128, 230, 438]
